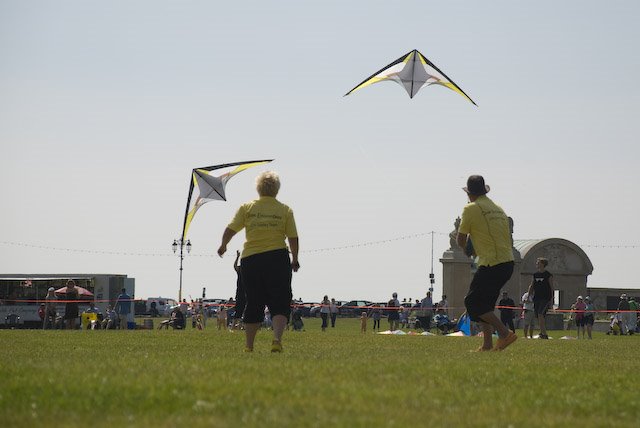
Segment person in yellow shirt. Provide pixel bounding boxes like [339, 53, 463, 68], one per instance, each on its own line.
[218, 171, 300, 353]
[456, 175, 516, 352]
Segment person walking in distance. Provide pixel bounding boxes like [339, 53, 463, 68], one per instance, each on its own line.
[371, 305, 381, 332]
[63, 280, 79, 330]
[387, 292, 400, 331]
[418, 291, 434, 332]
[498, 291, 516, 334]
[456, 175, 516, 351]
[330, 298, 339, 328]
[584, 296, 595, 339]
[616, 294, 632, 335]
[627, 296, 638, 334]
[115, 288, 132, 330]
[574, 296, 587, 339]
[43, 287, 57, 330]
[531, 257, 554, 339]
[319, 295, 330, 332]
[521, 286, 535, 339]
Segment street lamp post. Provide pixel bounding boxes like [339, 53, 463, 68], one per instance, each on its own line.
[172, 238, 192, 302]
[429, 231, 435, 295]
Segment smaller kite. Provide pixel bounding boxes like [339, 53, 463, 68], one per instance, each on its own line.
[345, 49, 477, 105]
[180, 160, 273, 242]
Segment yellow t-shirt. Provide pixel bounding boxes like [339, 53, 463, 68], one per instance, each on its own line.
[228, 196, 298, 258]
[458, 195, 513, 267]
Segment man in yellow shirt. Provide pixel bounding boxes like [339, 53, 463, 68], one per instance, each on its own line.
[456, 175, 516, 351]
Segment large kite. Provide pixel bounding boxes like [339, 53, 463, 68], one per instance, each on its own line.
[180, 160, 273, 242]
[344, 49, 477, 105]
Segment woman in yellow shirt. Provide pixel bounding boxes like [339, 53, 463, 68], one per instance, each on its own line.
[218, 171, 300, 353]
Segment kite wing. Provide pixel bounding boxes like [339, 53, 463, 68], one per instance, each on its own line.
[181, 160, 273, 242]
[344, 49, 476, 105]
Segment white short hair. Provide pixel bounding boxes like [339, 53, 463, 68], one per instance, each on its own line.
[256, 171, 280, 197]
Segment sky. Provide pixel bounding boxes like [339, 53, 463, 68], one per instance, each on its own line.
[1, 1, 639, 303]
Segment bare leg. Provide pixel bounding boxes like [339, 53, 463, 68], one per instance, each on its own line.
[272, 315, 287, 343]
[244, 322, 261, 350]
[479, 322, 494, 349]
[539, 315, 547, 336]
[479, 311, 510, 337]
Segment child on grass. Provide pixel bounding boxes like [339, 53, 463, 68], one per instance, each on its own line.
[217, 304, 228, 330]
[360, 312, 367, 333]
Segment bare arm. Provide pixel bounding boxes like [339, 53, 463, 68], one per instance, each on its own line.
[456, 232, 467, 251]
[217, 228, 237, 257]
[288, 237, 300, 272]
[233, 250, 241, 272]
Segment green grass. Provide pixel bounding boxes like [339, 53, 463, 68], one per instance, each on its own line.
[1, 318, 638, 427]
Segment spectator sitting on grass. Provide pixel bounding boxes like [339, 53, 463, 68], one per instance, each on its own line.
[102, 305, 118, 330]
[607, 315, 622, 335]
[85, 302, 100, 314]
[434, 306, 456, 334]
[159, 307, 185, 330]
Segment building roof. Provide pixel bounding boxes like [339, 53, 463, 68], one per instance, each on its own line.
[513, 239, 543, 255]
[513, 238, 593, 275]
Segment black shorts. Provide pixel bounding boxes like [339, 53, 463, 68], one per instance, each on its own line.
[240, 249, 292, 324]
[584, 314, 594, 326]
[464, 261, 514, 322]
[575, 316, 585, 327]
[534, 300, 550, 317]
[64, 304, 79, 320]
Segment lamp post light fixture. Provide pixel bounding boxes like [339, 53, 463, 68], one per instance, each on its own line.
[172, 238, 191, 302]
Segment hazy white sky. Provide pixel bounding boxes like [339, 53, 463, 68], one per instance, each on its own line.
[2, 1, 639, 303]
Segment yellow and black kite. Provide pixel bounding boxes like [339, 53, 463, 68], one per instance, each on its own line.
[181, 160, 272, 243]
[345, 49, 476, 105]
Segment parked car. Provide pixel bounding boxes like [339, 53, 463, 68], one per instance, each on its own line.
[296, 302, 317, 318]
[309, 304, 323, 318]
[339, 300, 373, 317]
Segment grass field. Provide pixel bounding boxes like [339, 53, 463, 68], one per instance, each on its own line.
[1, 318, 638, 427]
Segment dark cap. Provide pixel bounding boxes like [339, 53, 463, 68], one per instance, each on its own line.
[463, 175, 490, 196]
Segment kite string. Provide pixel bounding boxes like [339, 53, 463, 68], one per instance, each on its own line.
[0, 234, 449, 257]
[1, 236, 638, 257]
